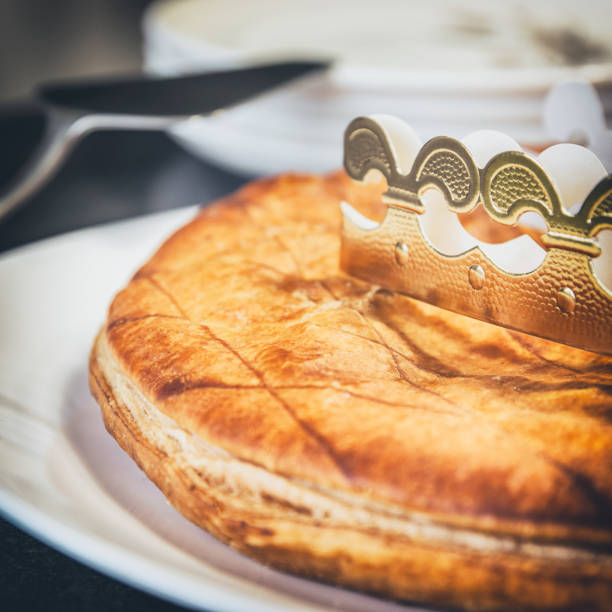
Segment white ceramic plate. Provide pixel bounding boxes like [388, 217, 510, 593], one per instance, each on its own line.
[0, 209, 427, 612]
[143, 0, 612, 175]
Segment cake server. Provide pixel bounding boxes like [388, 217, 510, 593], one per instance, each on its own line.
[0, 60, 329, 222]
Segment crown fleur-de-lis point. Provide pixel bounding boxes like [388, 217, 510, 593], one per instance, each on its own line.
[341, 115, 612, 355]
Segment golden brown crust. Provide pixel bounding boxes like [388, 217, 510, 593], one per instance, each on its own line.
[90, 172, 612, 610]
[90, 330, 612, 612]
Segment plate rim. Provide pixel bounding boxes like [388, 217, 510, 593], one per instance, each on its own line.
[0, 210, 399, 612]
[144, 0, 612, 94]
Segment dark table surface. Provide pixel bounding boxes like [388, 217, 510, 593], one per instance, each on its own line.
[0, 126, 247, 611]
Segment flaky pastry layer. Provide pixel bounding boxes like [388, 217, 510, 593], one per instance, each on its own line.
[91, 330, 612, 612]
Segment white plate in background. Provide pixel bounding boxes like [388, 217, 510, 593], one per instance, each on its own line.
[0, 209, 427, 612]
[143, 0, 612, 175]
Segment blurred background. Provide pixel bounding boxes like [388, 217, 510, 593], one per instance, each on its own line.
[0, 0, 246, 253]
[0, 1, 151, 102]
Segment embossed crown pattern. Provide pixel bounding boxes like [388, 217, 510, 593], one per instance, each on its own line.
[340, 115, 612, 355]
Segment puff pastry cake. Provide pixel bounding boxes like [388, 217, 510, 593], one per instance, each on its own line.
[89, 173, 612, 611]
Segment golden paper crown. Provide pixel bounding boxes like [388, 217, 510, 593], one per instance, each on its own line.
[341, 115, 612, 355]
